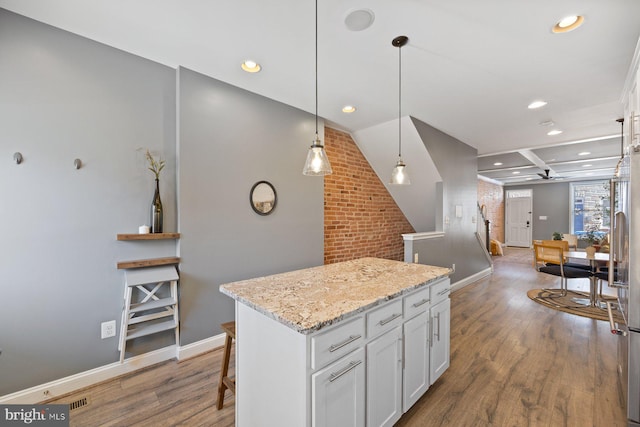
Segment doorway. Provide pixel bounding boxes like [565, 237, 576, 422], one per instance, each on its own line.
[505, 189, 532, 247]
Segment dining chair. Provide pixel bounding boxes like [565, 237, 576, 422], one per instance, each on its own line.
[593, 267, 618, 303]
[540, 239, 591, 271]
[533, 243, 593, 297]
[562, 234, 578, 251]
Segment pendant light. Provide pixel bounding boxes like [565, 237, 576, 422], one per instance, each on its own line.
[302, 0, 332, 176]
[390, 36, 410, 185]
[614, 118, 624, 177]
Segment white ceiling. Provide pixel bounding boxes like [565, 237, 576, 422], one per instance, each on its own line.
[2, 0, 639, 181]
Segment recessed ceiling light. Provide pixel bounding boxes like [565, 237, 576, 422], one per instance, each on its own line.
[547, 130, 563, 136]
[582, 164, 593, 167]
[552, 15, 584, 33]
[493, 162, 503, 166]
[513, 171, 520, 175]
[578, 151, 591, 156]
[342, 105, 356, 113]
[539, 120, 555, 127]
[344, 9, 375, 32]
[241, 60, 261, 73]
[525, 177, 534, 181]
[528, 100, 547, 109]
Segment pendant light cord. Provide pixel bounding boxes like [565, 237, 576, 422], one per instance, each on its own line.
[398, 43, 402, 158]
[620, 118, 624, 158]
[315, 0, 318, 136]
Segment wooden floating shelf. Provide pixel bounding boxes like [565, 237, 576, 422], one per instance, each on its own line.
[117, 257, 180, 270]
[117, 233, 180, 241]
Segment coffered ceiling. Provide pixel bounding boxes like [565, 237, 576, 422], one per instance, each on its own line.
[1, 0, 639, 185]
[478, 133, 625, 185]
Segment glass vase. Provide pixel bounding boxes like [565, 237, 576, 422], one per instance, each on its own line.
[151, 178, 163, 233]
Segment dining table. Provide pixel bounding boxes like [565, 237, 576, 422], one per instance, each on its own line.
[565, 250, 610, 308]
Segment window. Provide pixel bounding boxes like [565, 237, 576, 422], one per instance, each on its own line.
[506, 189, 532, 198]
[570, 181, 610, 239]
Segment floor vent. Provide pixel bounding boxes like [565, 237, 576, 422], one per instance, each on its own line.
[69, 397, 89, 411]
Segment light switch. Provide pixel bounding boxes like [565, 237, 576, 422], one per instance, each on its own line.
[539, 216, 547, 220]
[455, 205, 463, 218]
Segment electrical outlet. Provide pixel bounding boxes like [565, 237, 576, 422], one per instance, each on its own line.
[414, 253, 419, 263]
[101, 320, 116, 339]
[452, 263, 456, 272]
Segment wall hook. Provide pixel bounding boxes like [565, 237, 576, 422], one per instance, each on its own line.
[13, 152, 23, 165]
[74, 158, 82, 169]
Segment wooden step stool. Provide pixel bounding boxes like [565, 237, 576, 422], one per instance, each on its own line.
[118, 266, 179, 363]
[216, 321, 236, 409]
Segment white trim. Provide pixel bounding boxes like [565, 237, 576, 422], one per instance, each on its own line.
[621, 36, 640, 103]
[0, 333, 227, 405]
[477, 175, 503, 186]
[176, 333, 226, 360]
[402, 231, 445, 241]
[450, 267, 492, 293]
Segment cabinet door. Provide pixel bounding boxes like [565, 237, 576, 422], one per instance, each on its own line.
[403, 312, 429, 412]
[367, 326, 402, 427]
[430, 298, 450, 384]
[312, 347, 365, 427]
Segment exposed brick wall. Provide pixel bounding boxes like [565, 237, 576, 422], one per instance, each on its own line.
[323, 128, 415, 264]
[478, 178, 504, 243]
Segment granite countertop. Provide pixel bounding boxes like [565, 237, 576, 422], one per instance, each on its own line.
[219, 257, 451, 334]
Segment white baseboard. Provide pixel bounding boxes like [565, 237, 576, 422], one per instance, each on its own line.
[176, 333, 226, 360]
[451, 267, 492, 293]
[0, 333, 227, 405]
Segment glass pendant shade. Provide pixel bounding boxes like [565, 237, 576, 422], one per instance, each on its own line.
[390, 158, 410, 185]
[303, 0, 332, 177]
[303, 135, 332, 176]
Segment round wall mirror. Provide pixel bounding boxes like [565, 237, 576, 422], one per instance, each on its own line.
[250, 181, 277, 215]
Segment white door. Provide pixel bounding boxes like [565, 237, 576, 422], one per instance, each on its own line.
[367, 326, 403, 427]
[312, 347, 365, 427]
[403, 312, 429, 412]
[506, 195, 532, 247]
[430, 298, 450, 384]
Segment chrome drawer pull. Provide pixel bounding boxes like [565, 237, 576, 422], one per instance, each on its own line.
[606, 301, 627, 336]
[434, 312, 441, 340]
[329, 334, 362, 352]
[412, 298, 430, 308]
[379, 313, 402, 326]
[329, 360, 362, 382]
[437, 289, 450, 296]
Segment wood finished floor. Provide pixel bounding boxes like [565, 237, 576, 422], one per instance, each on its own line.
[45, 247, 627, 426]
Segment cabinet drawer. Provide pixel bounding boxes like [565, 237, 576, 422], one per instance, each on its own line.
[366, 299, 403, 339]
[311, 316, 365, 370]
[431, 278, 450, 305]
[404, 287, 430, 319]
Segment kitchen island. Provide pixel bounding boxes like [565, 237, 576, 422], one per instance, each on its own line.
[220, 257, 452, 427]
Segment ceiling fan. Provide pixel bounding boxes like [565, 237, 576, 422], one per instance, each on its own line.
[537, 169, 555, 180]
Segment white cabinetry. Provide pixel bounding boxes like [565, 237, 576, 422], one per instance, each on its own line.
[366, 326, 403, 427]
[402, 311, 429, 411]
[312, 348, 366, 427]
[234, 276, 451, 427]
[430, 298, 450, 384]
[429, 278, 451, 384]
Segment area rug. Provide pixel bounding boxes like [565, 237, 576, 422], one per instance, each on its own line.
[527, 289, 624, 323]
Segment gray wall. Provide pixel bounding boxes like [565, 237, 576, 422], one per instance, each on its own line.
[177, 67, 324, 344]
[507, 182, 570, 241]
[0, 9, 177, 395]
[0, 9, 324, 396]
[409, 117, 491, 282]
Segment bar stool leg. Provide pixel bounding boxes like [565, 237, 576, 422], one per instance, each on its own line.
[217, 330, 233, 409]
